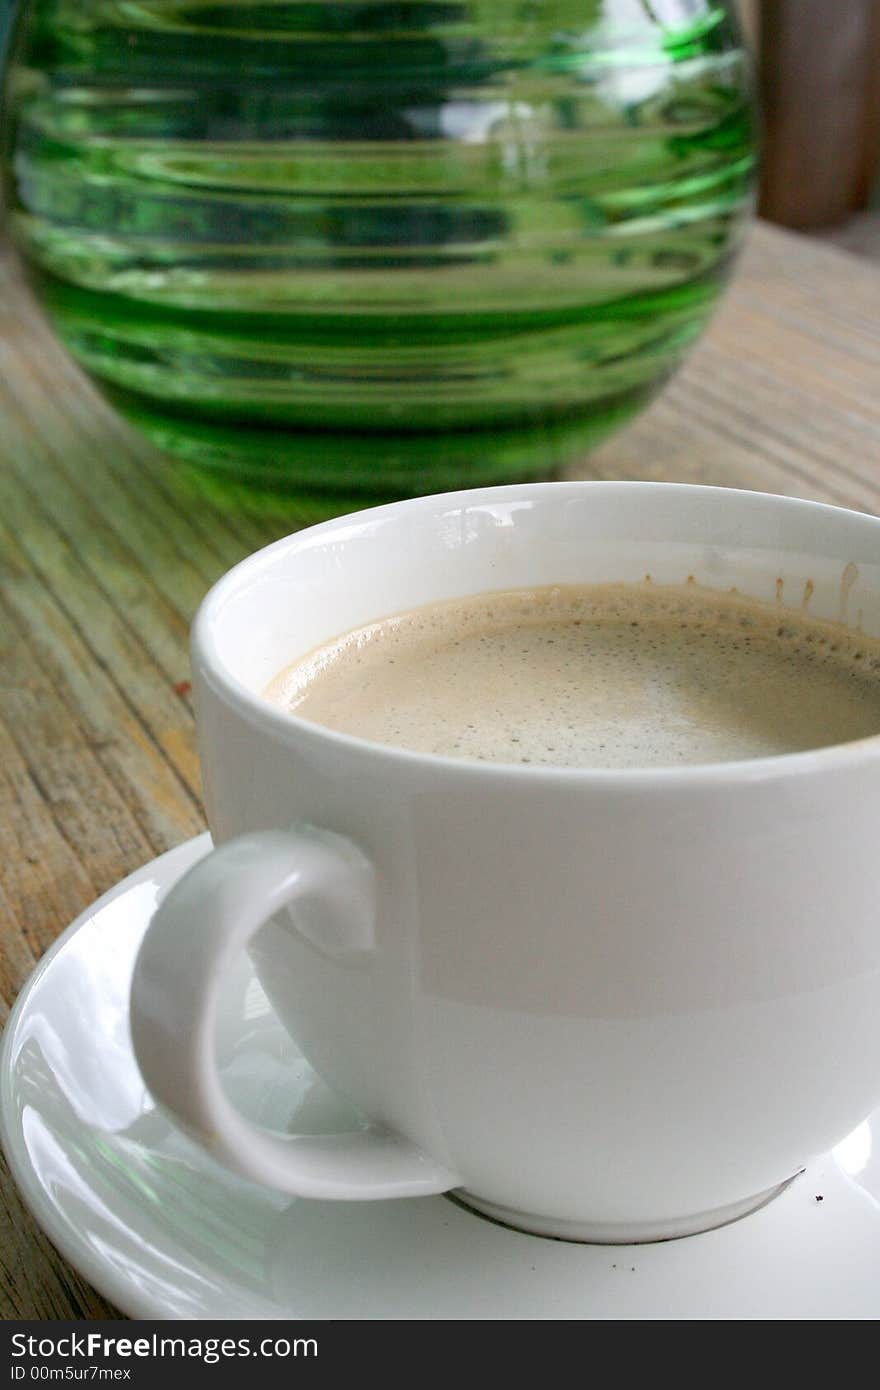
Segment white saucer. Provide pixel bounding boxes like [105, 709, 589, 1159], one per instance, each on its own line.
[3, 835, 880, 1320]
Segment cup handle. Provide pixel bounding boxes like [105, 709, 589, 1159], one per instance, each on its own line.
[130, 827, 459, 1198]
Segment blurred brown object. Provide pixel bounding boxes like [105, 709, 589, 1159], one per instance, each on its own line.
[756, 0, 880, 229]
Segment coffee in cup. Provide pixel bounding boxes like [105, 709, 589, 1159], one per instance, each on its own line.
[264, 581, 880, 768]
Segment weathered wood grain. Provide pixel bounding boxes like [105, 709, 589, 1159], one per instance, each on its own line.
[1, 220, 880, 1320]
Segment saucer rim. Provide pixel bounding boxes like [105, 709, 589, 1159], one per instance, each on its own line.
[0, 834, 218, 1322]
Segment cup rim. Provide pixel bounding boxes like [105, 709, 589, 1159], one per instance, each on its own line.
[192, 479, 880, 786]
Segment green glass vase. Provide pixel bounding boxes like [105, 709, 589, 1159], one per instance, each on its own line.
[1, 0, 755, 497]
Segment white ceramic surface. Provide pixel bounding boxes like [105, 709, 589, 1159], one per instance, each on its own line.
[129, 482, 880, 1241]
[3, 836, 880, 1320]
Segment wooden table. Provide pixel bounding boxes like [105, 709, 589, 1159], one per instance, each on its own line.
[2, 219, 880, 1320]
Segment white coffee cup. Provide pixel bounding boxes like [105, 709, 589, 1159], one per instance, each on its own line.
[130, 481, 880, 1243]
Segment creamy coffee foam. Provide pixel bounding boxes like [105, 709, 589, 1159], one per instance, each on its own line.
[263, 583, 880, 769]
